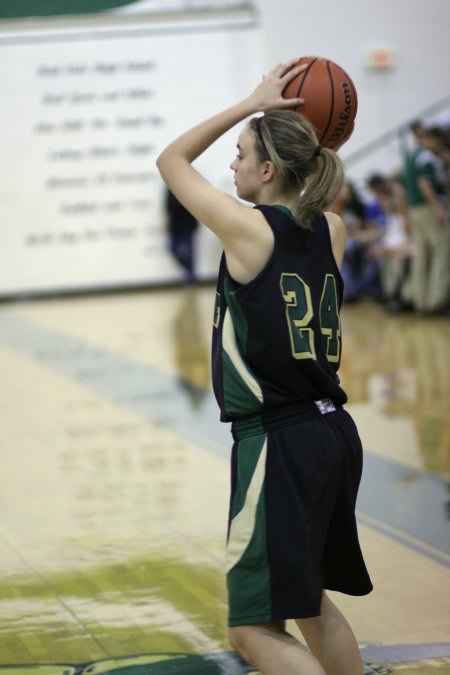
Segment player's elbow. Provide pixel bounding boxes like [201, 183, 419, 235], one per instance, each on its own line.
[155, 149, 170, 176]
[156, 148, 184, 182]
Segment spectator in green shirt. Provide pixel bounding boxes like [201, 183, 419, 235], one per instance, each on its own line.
[403, 126, 449, 313]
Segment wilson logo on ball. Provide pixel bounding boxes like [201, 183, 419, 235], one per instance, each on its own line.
[328, 81, 354, 146]
[282, 56, 358, 150]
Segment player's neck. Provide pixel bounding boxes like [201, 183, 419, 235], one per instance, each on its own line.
[258, 185, 297, 213]
[266, 195, 298, 215]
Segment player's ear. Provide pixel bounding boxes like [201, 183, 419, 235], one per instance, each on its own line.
[261, 161, 275, 182]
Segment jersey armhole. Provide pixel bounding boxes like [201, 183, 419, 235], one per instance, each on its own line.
[224, 205, 280, 291]
[321, 215, 345, 297]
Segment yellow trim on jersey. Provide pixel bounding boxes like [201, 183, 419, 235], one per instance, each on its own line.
[222, 309, 263, 404]
[280, 273, 317, 360]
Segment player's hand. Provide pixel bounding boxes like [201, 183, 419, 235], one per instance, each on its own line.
[247, 60, 306, 113]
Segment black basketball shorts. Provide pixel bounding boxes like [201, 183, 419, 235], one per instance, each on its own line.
[226, 402, 373, 627]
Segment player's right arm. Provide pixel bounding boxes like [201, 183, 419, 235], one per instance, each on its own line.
[156, 61, 304, 280]
[324, 211, 347, 270]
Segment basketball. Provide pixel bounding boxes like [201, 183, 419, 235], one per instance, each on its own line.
[282, 56, 358, 149]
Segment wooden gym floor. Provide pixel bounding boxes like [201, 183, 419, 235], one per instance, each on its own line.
[0, 284, 449, 675]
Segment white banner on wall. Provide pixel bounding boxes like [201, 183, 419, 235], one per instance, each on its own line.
[0, 13, 261, 296]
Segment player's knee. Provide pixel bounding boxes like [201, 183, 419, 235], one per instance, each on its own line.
[228, 625, 253, 659]
[229, 621, 285, 659]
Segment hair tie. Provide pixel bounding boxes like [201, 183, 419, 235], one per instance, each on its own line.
[313, 144, 322, 157]
[255, 116, 269, 155]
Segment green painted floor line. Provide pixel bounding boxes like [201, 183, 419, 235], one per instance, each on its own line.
[1, 645, 450, 673]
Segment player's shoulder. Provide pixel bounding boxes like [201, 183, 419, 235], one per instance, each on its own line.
[324, 211, 347, 244]
[323, 211, 347, 269]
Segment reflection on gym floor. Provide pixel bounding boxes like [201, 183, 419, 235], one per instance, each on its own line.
[0, 286, 449, 674]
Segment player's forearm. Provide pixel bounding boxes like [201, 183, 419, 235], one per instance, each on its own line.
[156, 97, 256, 170]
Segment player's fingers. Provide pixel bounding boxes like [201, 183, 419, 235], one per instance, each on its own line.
[281, 62, 307, 84]
[279, 96, 304, 108]
[263, 60, 306, 85]
[269, 60, 298, 77]
[283, 58, 304, 71]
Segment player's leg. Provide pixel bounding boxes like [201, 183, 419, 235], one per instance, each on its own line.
[229, 621, 327, 675]
[296, 591, 364, 675]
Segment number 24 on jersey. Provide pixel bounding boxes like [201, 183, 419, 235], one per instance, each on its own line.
[280, 272, 341, 363]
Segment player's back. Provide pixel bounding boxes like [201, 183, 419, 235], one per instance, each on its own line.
[212, 204, 347, 423]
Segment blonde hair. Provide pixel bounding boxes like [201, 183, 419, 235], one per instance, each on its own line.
[250, 110, 344, 229]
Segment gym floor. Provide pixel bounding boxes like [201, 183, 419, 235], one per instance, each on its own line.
[0, 284, 449, 675]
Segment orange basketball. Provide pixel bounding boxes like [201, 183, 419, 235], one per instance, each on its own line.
[282, 56, 358, 150]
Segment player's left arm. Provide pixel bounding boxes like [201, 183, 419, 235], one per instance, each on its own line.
[324, 211, 347, 270]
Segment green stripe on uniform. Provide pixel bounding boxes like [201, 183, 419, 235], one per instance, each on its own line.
[221, 276, 263, 418]
[226, 434, 271, 625]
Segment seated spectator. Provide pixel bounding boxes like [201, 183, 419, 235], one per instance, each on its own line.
[366, 174, 414, 313]
[332, 181, 384, 302]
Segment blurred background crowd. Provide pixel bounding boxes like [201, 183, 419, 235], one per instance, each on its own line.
[332, 120, 450, 316]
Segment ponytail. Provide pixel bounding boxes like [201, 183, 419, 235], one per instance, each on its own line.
[250, 111, 345, 229]
[294, 146, 344, 228]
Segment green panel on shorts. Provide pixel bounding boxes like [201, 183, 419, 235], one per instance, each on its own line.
[227, 434, 271, 625]
[227, 484, 271, 626]
[230, 434, 266, 519]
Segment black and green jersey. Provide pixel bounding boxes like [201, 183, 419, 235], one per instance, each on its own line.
[212, 204, 347, 423]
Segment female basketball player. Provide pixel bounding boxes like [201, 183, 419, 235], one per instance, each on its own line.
[157, 60, 372, 675]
